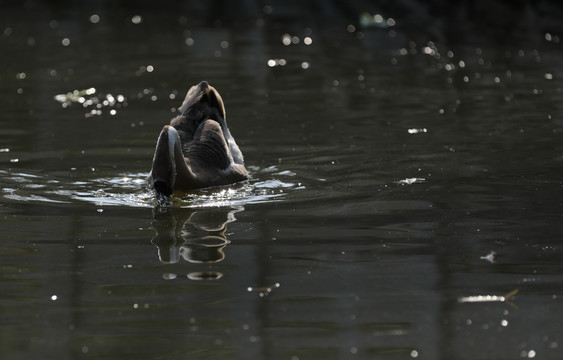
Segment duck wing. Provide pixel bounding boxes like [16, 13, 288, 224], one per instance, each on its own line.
[185, 119, 248, 186]
[187, 119, 231, 171]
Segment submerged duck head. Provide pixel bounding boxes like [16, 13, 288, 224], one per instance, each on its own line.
[148, 81, 248, 197]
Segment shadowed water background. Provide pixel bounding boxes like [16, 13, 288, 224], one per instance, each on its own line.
[1, 2, 563, 359]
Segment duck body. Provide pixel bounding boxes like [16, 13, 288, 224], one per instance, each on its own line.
[148, 81, 248, 196]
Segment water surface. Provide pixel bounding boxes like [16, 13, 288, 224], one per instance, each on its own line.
[1, 2, 563, 359]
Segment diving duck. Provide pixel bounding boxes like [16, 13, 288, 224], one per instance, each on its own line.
[148, 81, 248, 196]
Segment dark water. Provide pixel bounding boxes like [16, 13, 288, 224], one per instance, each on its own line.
[1, 2, 563, 359]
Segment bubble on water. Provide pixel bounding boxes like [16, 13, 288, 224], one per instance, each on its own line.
[267, 59, 287, 67]
[61, 38, 70, 46]
[90, 14, 100, 24]
[131, 15, 143, 24]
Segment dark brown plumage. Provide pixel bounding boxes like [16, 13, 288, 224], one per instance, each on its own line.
[148, 81, 248, 196]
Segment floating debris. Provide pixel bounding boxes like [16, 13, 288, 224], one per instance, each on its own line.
[458, 288, 519, 304]
[408, 128, 428, 134]
[163, 273, 177, 280]
[398, 178, 425, 185]
[480, 251, 499, 263]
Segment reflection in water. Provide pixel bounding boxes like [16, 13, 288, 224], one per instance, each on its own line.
[151, 206, 243, 268]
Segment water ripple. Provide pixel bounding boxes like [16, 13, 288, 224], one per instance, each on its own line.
[0, 166, 304, 208]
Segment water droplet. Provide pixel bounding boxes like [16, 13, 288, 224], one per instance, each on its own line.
[131, 15, 142, 24]
[89, 14, 100, 24]
[61, 38, 70, 46]
[281, 33, 291, 45]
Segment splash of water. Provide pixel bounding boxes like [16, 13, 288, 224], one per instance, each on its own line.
[0, 166, 304, 208]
